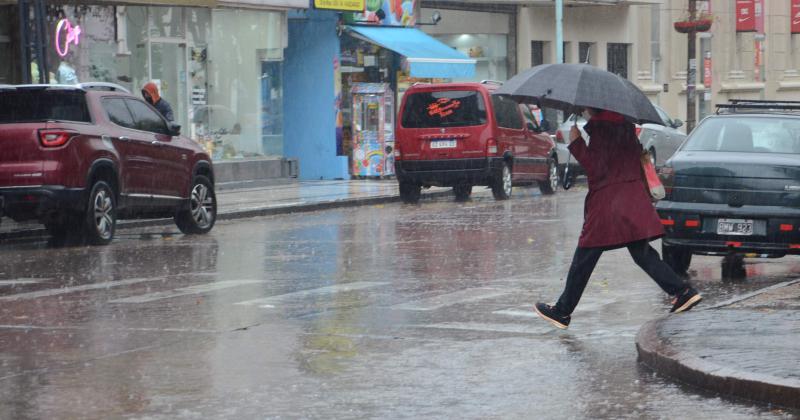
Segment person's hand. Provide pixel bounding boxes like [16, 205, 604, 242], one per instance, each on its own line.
[569, 125, 581, 143]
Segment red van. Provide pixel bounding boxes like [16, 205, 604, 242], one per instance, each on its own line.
[395, 82, 558, 203]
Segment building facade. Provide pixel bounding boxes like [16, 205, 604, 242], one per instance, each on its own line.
[0, 0, 299, 180]
[513, 0, 800, 128]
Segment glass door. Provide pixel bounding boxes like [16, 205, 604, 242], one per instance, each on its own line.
[150, 42, 188, 131]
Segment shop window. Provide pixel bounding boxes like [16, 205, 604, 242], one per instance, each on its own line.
[434, 34, 508, 82]
[149, 7, 185, 38]
[579, 42, 594, 65]
[607, 43, 629, 79]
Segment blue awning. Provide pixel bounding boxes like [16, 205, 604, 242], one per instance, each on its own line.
[347, 26, 476, 79]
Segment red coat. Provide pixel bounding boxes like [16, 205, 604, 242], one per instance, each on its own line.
[568, 111, 664, 249]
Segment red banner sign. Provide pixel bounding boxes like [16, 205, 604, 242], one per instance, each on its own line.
[703, 54, 712, 88]
[736, 0, 756, 32]
[754, 0, 765, 33]
[792, 0, 800, 33]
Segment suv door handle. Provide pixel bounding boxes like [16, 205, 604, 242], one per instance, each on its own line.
[118, 136, 131, 142]
[151, 141, 163, 146]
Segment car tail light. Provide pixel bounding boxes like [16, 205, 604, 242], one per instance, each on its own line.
[789, 244, 800, 249]
[39, 130, 76, 147]
[660, 218, 675, 226]
[658, 165, 675, 197]
[780, 224, 793, 232]
[635, 125, 642, 138]
[726, 241, 742, 248]
[685, 220, 700, 228]
[555, 130, 565, 144]
[487, 138, 497, 155]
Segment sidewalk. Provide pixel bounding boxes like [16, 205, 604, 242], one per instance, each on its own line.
[0, 180, 454, 240]
[636, 279, 800, 410]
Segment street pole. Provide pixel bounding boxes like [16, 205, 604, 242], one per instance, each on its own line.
[686, 0, 697, 133]
[17, 0, 30, 84]
[556, 0, 563, 63]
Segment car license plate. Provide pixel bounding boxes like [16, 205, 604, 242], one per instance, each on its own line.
[430, 140, 456, 149]
[717, 218, 754, 236]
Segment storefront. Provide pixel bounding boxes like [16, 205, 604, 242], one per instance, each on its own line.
[1, 0, 297, 167]
[337, 2, 476, 177]
[419, 5, 516, 83]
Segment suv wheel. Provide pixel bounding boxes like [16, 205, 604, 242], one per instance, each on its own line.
[84, 181, 116, 245]
[175, 175, 217, 234]
[492, 162, 512, 200]
[662, 243, 692, 274]
[399, 182, 421, 204]
[453, 184, 472, 201]
[538, 157, 558, 195]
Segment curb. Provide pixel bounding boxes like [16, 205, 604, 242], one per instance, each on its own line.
[636, 317, 800, 410]
[0, 190, 453, 241]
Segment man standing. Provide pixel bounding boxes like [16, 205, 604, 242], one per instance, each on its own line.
[141, 82, 174, 122]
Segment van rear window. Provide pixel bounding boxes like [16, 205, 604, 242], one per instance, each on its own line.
[401, 90, 486, 128]
[0, 90, 90, 124]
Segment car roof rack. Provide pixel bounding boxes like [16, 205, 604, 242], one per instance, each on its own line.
[716, 99, 800, 114]
[78, 82, 131, 93]
[0, 82, 130, 94]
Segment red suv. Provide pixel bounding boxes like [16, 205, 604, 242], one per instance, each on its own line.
[0, 83, 216, 245]
[395, 82, 558, 203]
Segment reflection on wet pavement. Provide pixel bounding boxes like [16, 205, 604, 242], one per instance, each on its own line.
[0, 187, 797, 418]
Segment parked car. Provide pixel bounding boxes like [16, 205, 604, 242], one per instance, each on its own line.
[394, 82, 558, 203]
[656, 100, 800, 275]
[0, 83, 216, 245]
[553, 104, 686, 181]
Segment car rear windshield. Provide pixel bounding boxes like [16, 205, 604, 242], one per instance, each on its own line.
[401, 90, 487, 128]
[0, 90, 91, 124]
[683, 116, 800, 154]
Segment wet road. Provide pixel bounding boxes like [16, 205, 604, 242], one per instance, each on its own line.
[0, 186, 797, 419]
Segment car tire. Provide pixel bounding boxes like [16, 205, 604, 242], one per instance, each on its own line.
[175, 175, 217, 235]
[492, 162, 512, 200]
[83, 181, 116, 246]
[453, 184, 472, 201]
[399, 182, 421, 204]
[662, 243, 692, 274]
[538, 156, 558, 195]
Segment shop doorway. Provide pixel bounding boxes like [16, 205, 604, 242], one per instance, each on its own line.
[150, 41, 188, 131]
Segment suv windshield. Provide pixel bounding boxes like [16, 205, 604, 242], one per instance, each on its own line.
[401, 90, 487, 128]
[683, 116, 800, 154]
[0, 90, 90, 124]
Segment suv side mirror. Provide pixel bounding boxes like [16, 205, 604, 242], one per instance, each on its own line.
[168, 122, 181, 136]
[672, 119, 684, 129]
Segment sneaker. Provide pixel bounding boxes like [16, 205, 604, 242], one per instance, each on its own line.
[670, 287, 702, 313]
[534, 302, 571, 329]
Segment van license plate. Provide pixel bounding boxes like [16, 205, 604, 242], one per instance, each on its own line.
[430, 140, 456, 149]
[717, 219, 754, 235]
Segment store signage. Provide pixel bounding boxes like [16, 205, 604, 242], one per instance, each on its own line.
[344, 0, 417, 27]
[736, 0, 755, 32]
[55, 18, 81, 57]
[792, 0, 800, 33]
[754, 0, 764, 33]
[427, 98, 460, 118]
[315, 0, 364, 11]
[703, 53, 712, 88]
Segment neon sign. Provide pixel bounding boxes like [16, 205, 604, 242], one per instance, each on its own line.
[55, 18, 81, 57]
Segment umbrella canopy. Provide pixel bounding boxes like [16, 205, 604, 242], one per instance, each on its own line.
[496, 63, 663, 125]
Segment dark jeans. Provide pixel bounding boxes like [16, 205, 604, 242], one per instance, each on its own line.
[555, 240, 687, 315]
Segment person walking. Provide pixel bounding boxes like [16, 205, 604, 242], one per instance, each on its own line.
[535, 108, 701, 330]
[141, 82, 175, 122]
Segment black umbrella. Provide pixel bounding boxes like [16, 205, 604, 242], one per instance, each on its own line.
[496, 63, 663, 125]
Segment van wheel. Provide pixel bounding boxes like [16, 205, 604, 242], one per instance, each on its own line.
[399, 182, 421, 204]
[663, 243, 692, 274]
[175, 175, 217, 234]
[453, 184, 472, 201]
[492, 162, 512, 200]
[83, 181, 116, 245]
[538, 157, 558, 195]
